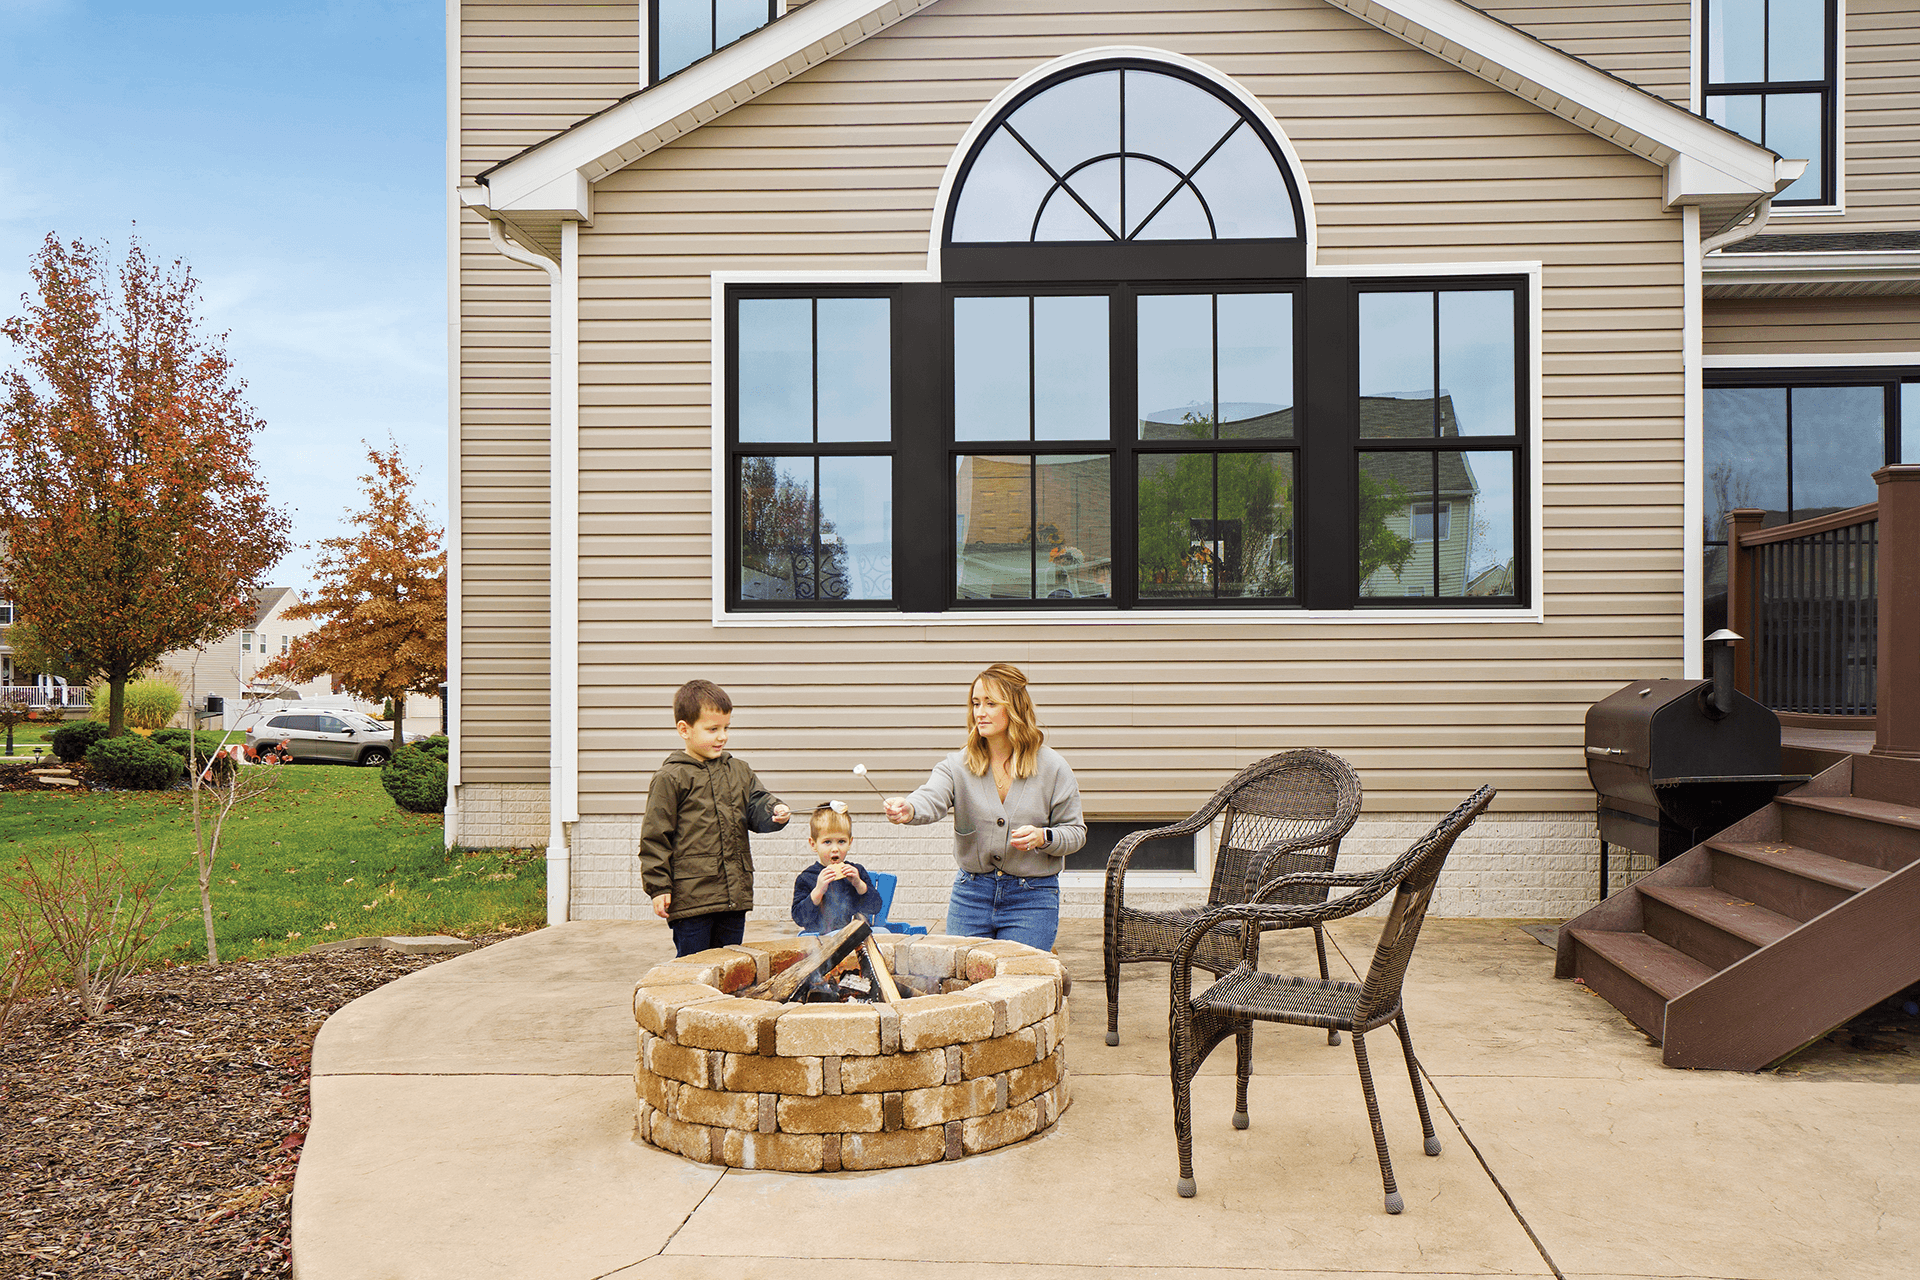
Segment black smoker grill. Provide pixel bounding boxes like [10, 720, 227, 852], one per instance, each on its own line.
[1583, 632, 1809, 898]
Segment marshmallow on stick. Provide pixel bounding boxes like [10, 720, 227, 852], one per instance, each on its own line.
[851, 763, 889, 802]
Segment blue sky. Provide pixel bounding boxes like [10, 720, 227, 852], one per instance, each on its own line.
[0, 0, 445, 593]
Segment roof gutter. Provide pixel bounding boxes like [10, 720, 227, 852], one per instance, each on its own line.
[470, 207, 578, 926]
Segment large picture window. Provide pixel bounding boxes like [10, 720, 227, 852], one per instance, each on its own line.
[1703, 0, 1836, 204]
[722, 60, 1531, 615]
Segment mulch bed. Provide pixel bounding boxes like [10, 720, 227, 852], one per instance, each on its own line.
[0, 759, 96, 794]
[0, 933, 528, 1278]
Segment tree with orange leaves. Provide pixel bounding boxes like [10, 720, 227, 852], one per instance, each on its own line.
[0, 234, 291, 737]
[257, 444, 446, 750]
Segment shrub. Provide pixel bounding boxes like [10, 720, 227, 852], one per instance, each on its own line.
[382, 744, 448, 813]
[0, 841, 179, 1020]
[379, 697, 395, 720]
[414, 734, 450, 764]
[85, 734, 186, 790]
[88, 677, 184, 730]
[150, 728, 244, 761]
[49, 720, 112, 763]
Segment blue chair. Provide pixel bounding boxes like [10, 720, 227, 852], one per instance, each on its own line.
[798, 870, 928, 936]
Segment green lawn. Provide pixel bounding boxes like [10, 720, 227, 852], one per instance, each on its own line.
[1, 764, 546, 966]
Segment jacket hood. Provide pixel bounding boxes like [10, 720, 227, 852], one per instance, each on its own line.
[665, 749, 729, 767]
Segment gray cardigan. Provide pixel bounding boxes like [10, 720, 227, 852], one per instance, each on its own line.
[903, 747, 1088, 878]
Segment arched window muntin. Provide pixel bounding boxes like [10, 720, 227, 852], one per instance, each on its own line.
[942, 58, 1308, 283]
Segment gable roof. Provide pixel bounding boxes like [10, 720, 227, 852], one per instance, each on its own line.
[463, 0, 1798, 244]
[250, 587, 292, 629]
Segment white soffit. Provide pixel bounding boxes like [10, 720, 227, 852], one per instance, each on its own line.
[467, 0, 1792, 224]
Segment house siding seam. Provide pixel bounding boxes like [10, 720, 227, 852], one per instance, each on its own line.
[563, 0, 1687, 849]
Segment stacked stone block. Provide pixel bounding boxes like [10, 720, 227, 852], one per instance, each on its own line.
[633, 936, 1071, 1171]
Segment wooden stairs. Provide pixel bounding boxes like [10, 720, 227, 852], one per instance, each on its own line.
[1556, 751, 1920, 1070]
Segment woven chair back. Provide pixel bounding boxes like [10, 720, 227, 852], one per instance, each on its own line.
[1354, 786, 1496, 1024]
[1208, 749, 1361, 908]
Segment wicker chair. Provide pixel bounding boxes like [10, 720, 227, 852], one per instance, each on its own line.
[1168, 785, 1496, 1212]
[1102, 749, 1362, 1047]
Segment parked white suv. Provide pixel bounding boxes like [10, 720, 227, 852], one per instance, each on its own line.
[245, 709, 425, 767]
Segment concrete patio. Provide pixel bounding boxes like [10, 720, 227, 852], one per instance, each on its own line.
[291, 916, 1919, 1280]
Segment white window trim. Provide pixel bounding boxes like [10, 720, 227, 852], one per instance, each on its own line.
[708, 262, 1545, 628]
[1692, 0, 1847, 216]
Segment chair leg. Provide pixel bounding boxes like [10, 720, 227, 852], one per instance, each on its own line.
[1233, 1023, 1252, 1129]
[1350, 1031, 1403, 1214]
[1104, 940, 1121, 1047]
[1313, 925, 1340, 1046]
[1393, 1014, 1442, 1157]
[1171, 1024, 1198, 1197]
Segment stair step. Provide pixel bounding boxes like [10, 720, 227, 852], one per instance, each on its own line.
[1569, 928, 1716, 1000]
[1567, 927, 1715, 1039]
[1777, 794, 1920, 828]
[1707, 840, 1888, 894]
[1639, 884, 1800, 950]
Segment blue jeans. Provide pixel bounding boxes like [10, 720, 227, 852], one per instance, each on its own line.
[945, 870, 1060, 950]
[671, 910, 745, 957]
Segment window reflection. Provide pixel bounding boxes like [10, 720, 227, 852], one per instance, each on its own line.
[1138, 453, 1293, 600]
[955, 455, 1111, 601]
[739, 456, 891, 602]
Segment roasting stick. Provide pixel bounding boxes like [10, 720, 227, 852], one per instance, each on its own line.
[851, 763, 890, 807]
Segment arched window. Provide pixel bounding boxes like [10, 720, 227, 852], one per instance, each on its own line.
[950, 66, 1298, 243]
[722, 60, 1527, 615]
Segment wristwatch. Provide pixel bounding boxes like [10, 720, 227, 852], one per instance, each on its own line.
[1043, 827, 1053, 848]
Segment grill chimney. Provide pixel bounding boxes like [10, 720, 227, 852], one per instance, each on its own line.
[1703, 629, 1742, 719]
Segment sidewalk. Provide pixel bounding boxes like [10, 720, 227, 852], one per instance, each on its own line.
[291, 917, 1919, 1280]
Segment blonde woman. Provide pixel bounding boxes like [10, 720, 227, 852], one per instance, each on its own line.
[884, 663, 1086, 948]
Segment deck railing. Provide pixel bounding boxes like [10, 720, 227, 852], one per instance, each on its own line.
[0, 683, 90, 710]
[1726, 464, 1920, 758]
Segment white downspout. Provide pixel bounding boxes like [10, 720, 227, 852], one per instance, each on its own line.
[1701, 196, 1774, 255]
[443, 0, 462, 849]
[1682, 204, 1704, 682]
[476, 212, 577, 925]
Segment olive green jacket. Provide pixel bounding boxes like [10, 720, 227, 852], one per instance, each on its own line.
[638, 751, 786, 920]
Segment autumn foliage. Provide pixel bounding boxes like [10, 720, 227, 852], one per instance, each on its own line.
[0, 234, 291, 735]
[258, 444, 446, 747]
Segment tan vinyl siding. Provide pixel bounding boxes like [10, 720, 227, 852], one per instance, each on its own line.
[1477, 0, 1693, 108]
[565, 0, 1687, 820]
[1839, 0, 1920, 230]
[1704, 296, 1920, 356]
[459, 2, 637, 782]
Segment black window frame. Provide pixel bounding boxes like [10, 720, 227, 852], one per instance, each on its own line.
[1701, 0, 1839, 206]
[724, 285, 905, 613]
[649, 0, 777, 85]
[1349, 279, 1530, 607]
[719, 59, 1533, 615]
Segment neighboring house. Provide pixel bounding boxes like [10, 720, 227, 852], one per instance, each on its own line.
[447, 0, 1916, 926]
[151, 588, 335, 728]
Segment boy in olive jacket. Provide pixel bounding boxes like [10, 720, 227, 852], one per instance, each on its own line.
[639, 679, 791, 956]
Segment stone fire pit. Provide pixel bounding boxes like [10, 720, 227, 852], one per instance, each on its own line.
[633, 935, 1070, 1172]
